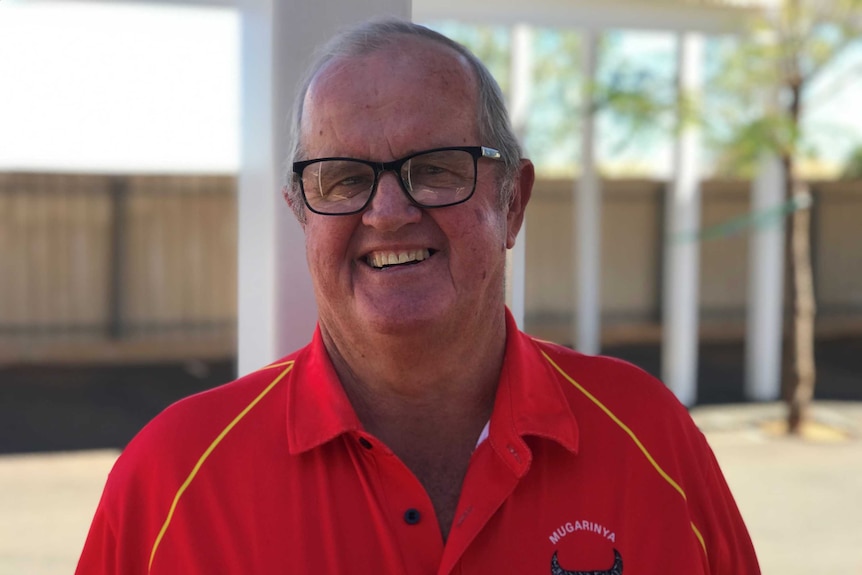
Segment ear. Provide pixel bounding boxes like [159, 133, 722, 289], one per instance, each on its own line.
[505, 159, 534, 249]
[282, 185, 307, 229]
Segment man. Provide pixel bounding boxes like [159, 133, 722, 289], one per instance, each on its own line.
[77, 18, 760, 574]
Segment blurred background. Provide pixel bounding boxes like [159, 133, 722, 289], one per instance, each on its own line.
[1, 0, 860, 573]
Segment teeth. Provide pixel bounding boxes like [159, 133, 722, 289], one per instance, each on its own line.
[367, 249, 430, 269]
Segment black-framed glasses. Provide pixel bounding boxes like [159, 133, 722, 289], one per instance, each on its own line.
[292, 146, 502, 216]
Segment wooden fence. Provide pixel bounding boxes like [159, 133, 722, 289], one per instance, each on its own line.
[1, 172, 859, 363]
[524, 178, 862, 343]
[0, 173, 237, 363]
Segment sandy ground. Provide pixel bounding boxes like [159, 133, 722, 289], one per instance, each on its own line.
[0, 449, 117, 575]
[1, 401, 860, 575]
[693, 401, 862, 574]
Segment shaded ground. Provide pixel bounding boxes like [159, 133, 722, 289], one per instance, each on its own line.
[606, 335, 862, 404]
[1, 337, 859, 454]
[0, 360, 234, 454]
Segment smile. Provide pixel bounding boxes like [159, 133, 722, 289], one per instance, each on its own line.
[366, 248, 432, 269]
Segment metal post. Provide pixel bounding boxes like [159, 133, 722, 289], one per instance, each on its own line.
[745, 154, 785, 400]
[661, 32, 703, 406]
[107, 177, 128, 340]
[507, 23, 532, 330]
[574, 29, 601, 354]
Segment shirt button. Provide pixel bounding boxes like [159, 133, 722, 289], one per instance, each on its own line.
[403, 508, 421, 525]
[358, 437, 373, 449]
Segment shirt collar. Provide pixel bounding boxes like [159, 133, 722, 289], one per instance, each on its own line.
[485, 309, 580, 477]
[285, 310, 580, 462]
[286, 325, 364, 455]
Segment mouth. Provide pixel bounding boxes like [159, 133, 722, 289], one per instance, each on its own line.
[365, 248, 434, 270]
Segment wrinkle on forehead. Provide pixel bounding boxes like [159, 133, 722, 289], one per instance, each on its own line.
[300, 37, 480, 160]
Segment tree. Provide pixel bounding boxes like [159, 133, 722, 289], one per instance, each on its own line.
[430, 23, 676, 174]
[706, 0, 862, 433]
[842, 144, 862, 179]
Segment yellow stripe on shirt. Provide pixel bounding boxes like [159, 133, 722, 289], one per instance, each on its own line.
[147, 361, 295, 573]
[539, 350, 708, 559]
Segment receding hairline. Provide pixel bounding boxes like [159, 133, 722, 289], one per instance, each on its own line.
[300, 34, 481, 141]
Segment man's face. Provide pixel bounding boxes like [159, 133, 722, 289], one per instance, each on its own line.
[298, 38, 529, 341]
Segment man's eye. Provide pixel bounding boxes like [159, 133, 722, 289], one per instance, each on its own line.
[418, 164, 449, 174]
[322, 174, 372, 200]
[338, 176, 368, 186]
[414, 164, 447, 176]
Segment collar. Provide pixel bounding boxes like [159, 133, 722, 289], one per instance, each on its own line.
[285, 309, 580, 465]
[286, 326, 364, 455]
[485, 309, 580, 477]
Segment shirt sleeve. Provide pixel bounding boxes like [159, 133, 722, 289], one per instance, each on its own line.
[75, 496, 120, 575]
[684, 428, 761, 574]
[74, 448, 162, 575]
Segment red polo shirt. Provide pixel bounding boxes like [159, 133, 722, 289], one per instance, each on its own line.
[77, 311, 759, 574]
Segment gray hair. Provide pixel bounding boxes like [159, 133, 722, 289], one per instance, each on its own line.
[284, 17, 522, 223]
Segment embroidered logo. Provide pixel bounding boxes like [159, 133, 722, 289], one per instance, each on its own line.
[550, 549, 623, 575]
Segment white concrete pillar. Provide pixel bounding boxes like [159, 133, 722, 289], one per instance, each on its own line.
[506, 23, 532, 330]
[574, 29, 601, 354]
[745, 154, 785, 400]
[662, 32, 703, 406]
[237, 0, 411, 376]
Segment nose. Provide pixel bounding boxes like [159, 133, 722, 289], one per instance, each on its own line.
[361, 171, 422, 231]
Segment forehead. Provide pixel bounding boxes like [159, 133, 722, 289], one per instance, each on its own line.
[300, 37, 480, 158]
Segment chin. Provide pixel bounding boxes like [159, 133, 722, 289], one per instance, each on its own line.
[364, 311, 440, 337]
[359, 299, 454, 337]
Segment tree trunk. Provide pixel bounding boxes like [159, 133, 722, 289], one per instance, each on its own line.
[784, 176, 817, 434]
[781, 55, 817, 434]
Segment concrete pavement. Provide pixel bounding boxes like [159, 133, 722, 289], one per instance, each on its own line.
[1, 401, 860, 575]
[0, 449, 116, 575]
[691, 401, 862, 574]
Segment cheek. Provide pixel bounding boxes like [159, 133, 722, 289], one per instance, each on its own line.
[304, 224, 326, 266]
[304, 220, 354, 282]
[452, 206, 507, 274]
[473, 207, 488, 224]
[469, 203, 508, 249]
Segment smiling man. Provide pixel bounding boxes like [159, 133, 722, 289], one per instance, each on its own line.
[77, 18, 760, 575]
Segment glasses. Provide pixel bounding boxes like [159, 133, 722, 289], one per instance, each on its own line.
[292, 146, 502, 216]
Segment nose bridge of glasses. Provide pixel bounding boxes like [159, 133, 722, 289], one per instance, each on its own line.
[363, 170, 422, 226]
[367, 163, 413, 210]
[372, 157, 412, 196]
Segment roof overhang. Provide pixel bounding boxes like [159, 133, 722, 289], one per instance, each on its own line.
[30, 0, 776, 34]
[414, 0, 754, 34]
[30, 0, 760, 35]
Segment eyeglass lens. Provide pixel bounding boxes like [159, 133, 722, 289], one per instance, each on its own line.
[302, 149, 476, 214]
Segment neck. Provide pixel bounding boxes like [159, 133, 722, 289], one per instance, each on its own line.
[321, 310, 508, 541]
[320, 310, 507, 442]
